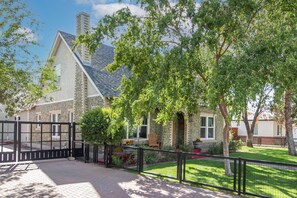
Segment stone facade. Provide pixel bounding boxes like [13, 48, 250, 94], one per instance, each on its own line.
[147, 108, 224, 151]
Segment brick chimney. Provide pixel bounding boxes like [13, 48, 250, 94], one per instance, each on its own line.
[74, 12, 90, 122]
[76, 12, 91, 64]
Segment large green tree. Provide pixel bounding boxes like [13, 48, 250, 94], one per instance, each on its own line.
[0, 0, 56, 115]
[76, 0, 285, 175]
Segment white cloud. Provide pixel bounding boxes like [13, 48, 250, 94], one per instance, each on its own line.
[75, 0, 107, 5]
[15, 27, 37, 42]
[92, 3, 145, 18]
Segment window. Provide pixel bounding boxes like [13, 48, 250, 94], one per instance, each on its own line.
[254, 124, 258, 135]
[200, 116, 215, 139]
[36, 113, 41, 129]
[51, 113, 60, 137]
[127, 116, 150, 139]
[68, 111, 74, 123]
[277, 124, 282, 136]
[55, 64, 61, 87]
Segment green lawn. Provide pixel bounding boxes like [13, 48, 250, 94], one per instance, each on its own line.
[230, 146, 297, 164]
[143, 146, 297, 198]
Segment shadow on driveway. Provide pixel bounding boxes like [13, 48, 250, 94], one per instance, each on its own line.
[0, 159, 238, 198]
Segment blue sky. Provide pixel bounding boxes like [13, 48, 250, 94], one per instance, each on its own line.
[25, 0, 143, 64]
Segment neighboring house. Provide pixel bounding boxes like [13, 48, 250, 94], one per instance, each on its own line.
[231, 112, 297, 145]
[17, 12, 224, 150]
[0, 105, 14, 141]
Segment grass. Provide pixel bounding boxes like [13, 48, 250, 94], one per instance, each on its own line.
[143, 146, 297, 198]
[230, 146, 297, 164]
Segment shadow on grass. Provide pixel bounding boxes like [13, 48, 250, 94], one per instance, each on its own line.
[144, 158, 297, 198]
[244, 164, 297, 198]
[231, 147, 297, 164]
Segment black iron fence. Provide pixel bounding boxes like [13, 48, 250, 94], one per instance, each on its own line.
[82, 145, 296, 198]
[0, 121, 83, 162]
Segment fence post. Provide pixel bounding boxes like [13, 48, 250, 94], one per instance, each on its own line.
[17, 121, 21, 162]
[177, 151, 183, 183]
[243, 159, 247, 194]
[93, 144, 98, 163]
[68, 123, 72, 157]
[138, 147, 144, 173]
[233, 159, 237, 192]
[72, 122, 76, 157]
[238, 158, 242, 195]
[183, 153, 186, 182]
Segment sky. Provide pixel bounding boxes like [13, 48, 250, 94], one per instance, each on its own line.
[25, 0, 144, 64]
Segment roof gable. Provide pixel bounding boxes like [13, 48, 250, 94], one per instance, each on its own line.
[58, 31, 129, 97]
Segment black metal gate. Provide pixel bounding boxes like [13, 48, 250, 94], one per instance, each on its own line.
[0, 121, 17, 162]
[0, 120, 84, 163]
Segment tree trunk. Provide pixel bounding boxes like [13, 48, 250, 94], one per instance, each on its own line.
[219, 103, 233, 176]
[284, 91, 296, 156]
[246, 132, 254, 147]
[242, 111, 253, 147]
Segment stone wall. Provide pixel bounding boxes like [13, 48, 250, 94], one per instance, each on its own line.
[157, 107, 224, 152]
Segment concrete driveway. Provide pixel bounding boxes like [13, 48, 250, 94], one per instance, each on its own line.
[0, 159, 238, 198]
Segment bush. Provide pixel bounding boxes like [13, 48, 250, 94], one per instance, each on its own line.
[162, 145, 175, 151]
[80, 107, 125, 144]
[178, 144, 193, 152]
[229, 139, 243, 152]
[208, 142, 224, 155]
[144, 150, 161, 164]
[112, 155, 122, 167]
[208, 140, 243, 155]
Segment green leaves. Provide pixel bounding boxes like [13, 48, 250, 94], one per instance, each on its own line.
[80, 107, 125, 144]
[0, 0, 56, 115]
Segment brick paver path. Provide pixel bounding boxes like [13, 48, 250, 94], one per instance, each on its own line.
[0, 159, 238, 198]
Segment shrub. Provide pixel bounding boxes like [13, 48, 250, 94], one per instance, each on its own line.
[208, 140, 243, 155]
[208, 142, 224, 155]
[162, 145, 175, 151]
[229, 139, 243, 152]
[144, 150, 161, 164]
[80, 107, 125, 144]
[178, 144, 193, 152]
[112, 155, 122, 167]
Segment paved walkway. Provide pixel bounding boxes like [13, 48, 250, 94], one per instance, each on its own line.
[0, 159, 238, 198]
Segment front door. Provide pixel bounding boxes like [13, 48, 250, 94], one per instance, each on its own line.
[176, 113, 185, 147]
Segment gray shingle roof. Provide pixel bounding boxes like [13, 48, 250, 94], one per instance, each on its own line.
[58, 31, 129, 97]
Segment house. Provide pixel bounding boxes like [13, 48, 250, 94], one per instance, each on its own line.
[0, 105, 15, 141]
[17, 12, 224, 150]
[231, 112, 297, 146]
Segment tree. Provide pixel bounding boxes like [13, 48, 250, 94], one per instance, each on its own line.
[80, 107, 125, 144]
[242, 86, 272, 148]
[0, 0, 56, 115]
[254, 0, 297, 155]
[76, 0, 269, 175]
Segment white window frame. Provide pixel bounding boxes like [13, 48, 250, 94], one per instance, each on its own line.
[126, 114, 150, 140]
[254, 123, 259, 136]
[50, 112, 60, 137]
[277, 124, 283, 136]
[200, 114, 215, 140]
[36, 113, 41, 130]
[68, 110, 74, 123]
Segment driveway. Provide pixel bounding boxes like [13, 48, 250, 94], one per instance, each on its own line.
[0, 159, 238, 198]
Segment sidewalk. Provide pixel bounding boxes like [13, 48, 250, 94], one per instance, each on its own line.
[0, 159, 238, 198]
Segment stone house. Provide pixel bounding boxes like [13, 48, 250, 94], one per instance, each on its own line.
[17, 12, 224, 150]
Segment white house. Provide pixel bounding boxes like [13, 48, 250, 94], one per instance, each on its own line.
[232, 112, 297, 145]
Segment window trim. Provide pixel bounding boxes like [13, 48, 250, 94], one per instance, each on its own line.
[253, 123, 259, 136]
[50, 112, 60, 137]
[126, 114, 150, 140]
[200, 114, 215, 140]
[277, 124, 283, 136]
[36, 113, 41, 130]
[68, 110, 74, 123]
